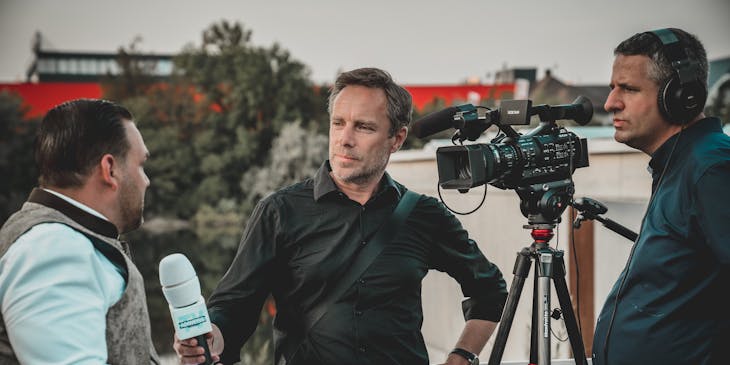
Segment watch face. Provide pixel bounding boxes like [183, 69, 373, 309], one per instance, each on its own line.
[470, 357, 479, 365]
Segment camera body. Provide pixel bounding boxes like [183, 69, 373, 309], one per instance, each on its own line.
[413, 96, 592, 222]
[436, 123, 588, 191]
[433, 97, 590, 192]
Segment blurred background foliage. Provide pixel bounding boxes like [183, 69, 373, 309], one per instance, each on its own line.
[117, 21, 331, 362]
[0, 91, 39, 223]
[0, 20, 448, 364]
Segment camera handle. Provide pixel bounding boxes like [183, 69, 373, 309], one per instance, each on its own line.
[571, 197, 638, 242]
[487, 225, 589, 365]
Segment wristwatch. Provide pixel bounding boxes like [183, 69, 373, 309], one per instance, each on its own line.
[450, 347, 479, 365]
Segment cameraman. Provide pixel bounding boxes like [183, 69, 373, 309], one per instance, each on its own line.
[592, 28, 730, 365]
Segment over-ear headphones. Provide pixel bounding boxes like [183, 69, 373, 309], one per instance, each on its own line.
[646, 28, 707, 125]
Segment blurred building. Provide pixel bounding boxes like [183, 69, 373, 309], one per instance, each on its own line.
[0, 32, 172, 118]
[25, 32, 173, 83]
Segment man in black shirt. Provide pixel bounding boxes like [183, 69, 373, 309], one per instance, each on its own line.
[592, 28, 730, 365]
[174, 67, 508, 365]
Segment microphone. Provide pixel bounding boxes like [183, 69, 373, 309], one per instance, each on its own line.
[533, 96, 594, 125]
[411, 105, 461, 138]
[159, 253, 213, 365]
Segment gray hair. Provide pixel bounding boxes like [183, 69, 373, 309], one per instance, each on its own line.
[614, 28, 708, 90]
[328, 67, 412, 137]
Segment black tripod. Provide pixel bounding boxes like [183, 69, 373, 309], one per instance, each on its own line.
[488, 180, 588, 365]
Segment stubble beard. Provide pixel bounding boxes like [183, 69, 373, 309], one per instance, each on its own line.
[614, 129, 643, 151]
[118, 181, 145, 234]
[333, 153, 390, 187]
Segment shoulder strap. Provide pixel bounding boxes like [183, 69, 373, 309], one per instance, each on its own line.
[281, 190, 420, 363]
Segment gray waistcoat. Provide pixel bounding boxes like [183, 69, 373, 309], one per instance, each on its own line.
[0, 189, 159, 364]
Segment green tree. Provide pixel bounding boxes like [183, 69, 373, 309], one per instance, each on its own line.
[239, 121, 328, 212]
[170, 21, 328, 215]
[102, 37, 159, 102]
[0, 91, 38, 224]
[105, 20, 330, 361]
[121, 20, 329, 222]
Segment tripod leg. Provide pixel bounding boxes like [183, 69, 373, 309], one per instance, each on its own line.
[552, 252, 589, 365]
[487, 248, 532, 365]
[530, 265, 539, 365]
[536, 250, 553, 365]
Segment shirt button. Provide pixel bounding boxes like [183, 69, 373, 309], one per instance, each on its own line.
[359, 346, 367, 353]
[355, 310, 363, 316]
[358, 279, 366, 285]
[361, 240, 367, 246]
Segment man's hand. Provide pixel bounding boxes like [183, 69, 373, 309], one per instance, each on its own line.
[437, 319, 497, 365]
[173, 323, 224, 364]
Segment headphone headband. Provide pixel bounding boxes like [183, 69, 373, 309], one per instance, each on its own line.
[644, 28, 706, 124]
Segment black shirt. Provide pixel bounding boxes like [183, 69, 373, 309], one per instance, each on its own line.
[592, 118, 730, 365]
[208, 161, 507, 365]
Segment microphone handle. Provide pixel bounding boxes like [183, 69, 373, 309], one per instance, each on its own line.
[195, 333, 214, 365]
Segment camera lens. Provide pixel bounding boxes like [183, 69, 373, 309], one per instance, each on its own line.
[455, 154, 472, 181]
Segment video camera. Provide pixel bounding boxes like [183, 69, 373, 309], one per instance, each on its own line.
[412, 96, 593, 223]
[413, 96, 592, 192]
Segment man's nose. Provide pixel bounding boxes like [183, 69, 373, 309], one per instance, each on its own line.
[339, 125, 356, 147]
[604, 89, 622, 113]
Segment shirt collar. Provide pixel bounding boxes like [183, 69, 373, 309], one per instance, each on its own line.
[313, 160, 401, 202]
[43, 188, 110, 221]
[28, 188, 119, 239]
[649, 117, 723, 175]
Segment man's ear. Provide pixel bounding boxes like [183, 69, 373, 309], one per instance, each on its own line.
[391, 126, 408, 153]
[99, 154, 119, 190]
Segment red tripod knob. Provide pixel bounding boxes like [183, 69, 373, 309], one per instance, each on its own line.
[531, 228, 554, 243]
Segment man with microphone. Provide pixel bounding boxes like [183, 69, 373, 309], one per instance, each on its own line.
[0, 99, 159, 364]
[174, 67, 507, 365]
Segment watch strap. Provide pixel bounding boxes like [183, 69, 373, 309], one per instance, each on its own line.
[450, 347, 478, 364]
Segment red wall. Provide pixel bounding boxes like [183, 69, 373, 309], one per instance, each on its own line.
[0, 82, 103, 118]
[1, 82, 516, 119]
[405, 83, 515, 110]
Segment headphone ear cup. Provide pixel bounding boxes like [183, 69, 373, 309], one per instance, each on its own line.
[658, 77, 707, 125]
[657, 77, 679, 124]
[677, 81, 707, 123]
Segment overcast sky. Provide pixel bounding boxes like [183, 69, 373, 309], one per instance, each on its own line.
[1, 0, 729, 86]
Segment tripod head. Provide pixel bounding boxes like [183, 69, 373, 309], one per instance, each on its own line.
[488, 181, 590, 365]
[516, 179, 575, 228]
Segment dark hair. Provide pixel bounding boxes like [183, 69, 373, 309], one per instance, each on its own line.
[35, 98, 133, 188]
[328, 67, 413, 137]
[614, 28, 708, 90]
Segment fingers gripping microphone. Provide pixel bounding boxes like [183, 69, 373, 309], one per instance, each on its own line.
[159, 253, 213, 365]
